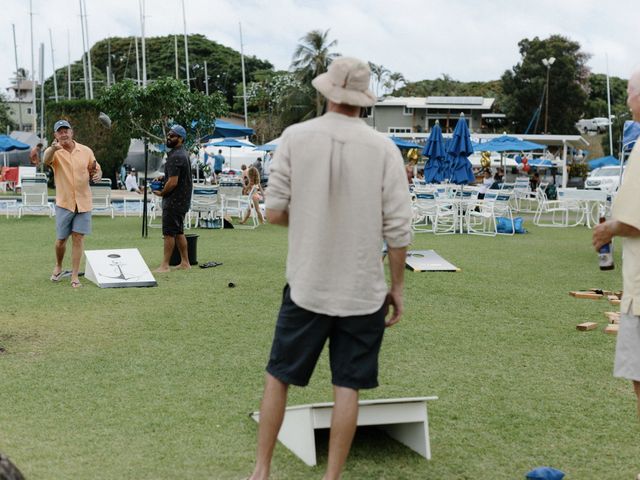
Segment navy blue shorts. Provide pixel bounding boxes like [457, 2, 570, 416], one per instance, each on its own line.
[266, 285, 386, 390]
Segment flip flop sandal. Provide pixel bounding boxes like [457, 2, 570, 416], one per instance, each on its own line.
[50, 271, 64, 282]
[199, 261, 223, 269]
[71, 280, 82, 289]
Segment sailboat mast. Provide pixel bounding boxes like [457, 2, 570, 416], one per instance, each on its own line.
[181, 0, 190, 90]
[30, 0, 37, 132]
[11, 24, 23, 130]
[239, 22, 248, 127]
[49, 29, 59, 102]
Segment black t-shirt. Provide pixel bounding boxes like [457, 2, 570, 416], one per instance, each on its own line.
[162, 146, 192, 213]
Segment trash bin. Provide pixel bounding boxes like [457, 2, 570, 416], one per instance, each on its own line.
[169, 233, 198, 266]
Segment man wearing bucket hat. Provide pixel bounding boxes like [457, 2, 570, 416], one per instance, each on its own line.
[44, 119, 102, 288]
[248, 57, 412, 480]
[153, 124, 192, 272]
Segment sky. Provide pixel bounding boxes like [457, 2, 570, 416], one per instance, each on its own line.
[2, 0, 639, 96]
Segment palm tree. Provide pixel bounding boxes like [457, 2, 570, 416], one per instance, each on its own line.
[368, 62, 389, 97]
[384, 72, 406, 94]
[291, 29, 339, 117]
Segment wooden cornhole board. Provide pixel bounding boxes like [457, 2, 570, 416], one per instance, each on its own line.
[406, 250, 460, 272]
[84, 249, 157, 288]
[251, 396, 437, 466]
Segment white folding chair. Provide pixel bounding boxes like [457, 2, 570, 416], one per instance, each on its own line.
[189, 184, 224, 228]
[90, 179, 115, 218]
[224, 185, 260, 229]
[18, 174, 54, 218]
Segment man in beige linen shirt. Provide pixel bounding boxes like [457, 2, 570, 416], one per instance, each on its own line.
[249, 57, 412, 480]
[593, 68, 640, 423]
[44, 120, 101, 288]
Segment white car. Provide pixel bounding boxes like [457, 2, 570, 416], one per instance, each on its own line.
[584, 166, 624, 193]
[575, 117, 612, 134]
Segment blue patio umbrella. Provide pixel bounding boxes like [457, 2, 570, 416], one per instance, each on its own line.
[254, 137, 281, 152]
[208, 138, 254, 148]
[0, 134, 30, 167]
[422, 123, 446, 183]
[446, 115, 475, 184]
[390, 136, 421, 149]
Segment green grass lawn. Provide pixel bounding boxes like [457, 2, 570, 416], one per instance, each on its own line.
[0, 215, 637, 479]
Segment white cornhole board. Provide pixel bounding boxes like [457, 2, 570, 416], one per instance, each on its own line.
[406, 250, 460, 272]
[251, 396, 437, 466]
[84, 249, 157, 288]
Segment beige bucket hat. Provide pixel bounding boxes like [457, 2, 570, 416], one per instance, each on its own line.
[311, 57, 377, 107]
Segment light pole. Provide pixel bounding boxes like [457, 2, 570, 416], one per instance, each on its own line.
[542, 57, 556, 133]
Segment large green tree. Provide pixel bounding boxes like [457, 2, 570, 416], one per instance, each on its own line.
[501, 35, 590, 134]
[99, 77, 227, 154]
[44, 34, 272, 109]
[291, 29, 339, 116]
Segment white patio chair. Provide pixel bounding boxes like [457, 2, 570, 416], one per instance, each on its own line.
[467, 189, 514, 236]
[534, 187, 585, 227]
[18, 174, 54, 218]
[90, 179, 115, 218]
[411, 189, 438, 233]
[512, 177, 534, 212]
[432, 190, 459, 235]
[189, 184, 224, 229]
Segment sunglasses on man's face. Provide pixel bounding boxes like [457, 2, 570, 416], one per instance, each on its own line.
[167, 133, 179, 139]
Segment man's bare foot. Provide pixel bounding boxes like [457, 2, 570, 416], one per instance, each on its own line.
[176, 263, 191, 270]
[153, 266, 171, 273]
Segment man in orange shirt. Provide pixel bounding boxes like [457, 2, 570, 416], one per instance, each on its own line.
[44, 120, 102, 288]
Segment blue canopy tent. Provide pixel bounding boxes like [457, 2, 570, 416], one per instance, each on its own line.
[472, 135, 545, 153]
[390, 136, 421, 149]
[588, 155, 619, 170]
[421, 123, 446, 183]
[199, 120, 254, 142]
[473, 135, 545, 178]
[446, 115, 475, 184]
[0, 135, 30, 167]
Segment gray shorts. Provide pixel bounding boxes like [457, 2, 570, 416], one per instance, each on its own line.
[55, 206, 92, 240]
[614, 312, 640, 382]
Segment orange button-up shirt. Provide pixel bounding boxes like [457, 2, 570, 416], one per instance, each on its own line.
[47, 142, 101, 213]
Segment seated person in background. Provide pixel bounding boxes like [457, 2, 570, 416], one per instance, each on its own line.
[491, 167, 504, 189]
[125, 168, 143, 194]
[416, 168, 424, 180]
[530, 171, 541, 191]
[478, 169, 494, 199]
[240, 166, 265, 225]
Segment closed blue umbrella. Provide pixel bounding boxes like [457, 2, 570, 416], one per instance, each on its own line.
[446, 115, 475, 184]
[422, 123, 446, 183]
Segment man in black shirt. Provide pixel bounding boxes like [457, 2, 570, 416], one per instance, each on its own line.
[153, 124, 192, 272]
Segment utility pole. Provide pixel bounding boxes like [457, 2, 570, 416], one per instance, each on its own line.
[67, 30, 72, 99]
[174, 34, 179, 80]
[204, 60, 209, 95]
[30, 0, 37, 132]
[82, 0, 94, 99]
[139, 0, 147, 87]
[79, 0, 89, 98]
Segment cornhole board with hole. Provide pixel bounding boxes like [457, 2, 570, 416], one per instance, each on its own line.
[250, 396, 437, 466]
[406, 250, 459, 272]
[84, 249, 157, 288]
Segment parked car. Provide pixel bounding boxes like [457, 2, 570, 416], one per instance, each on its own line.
[575, 117, 612, 134]
[584, 166, 624, 193]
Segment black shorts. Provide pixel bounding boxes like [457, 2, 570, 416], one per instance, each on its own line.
[162, 209, 186, 236]
[266, 285, 386, 390]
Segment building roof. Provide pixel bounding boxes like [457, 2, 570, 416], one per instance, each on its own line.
[375, 96, 495, 110]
